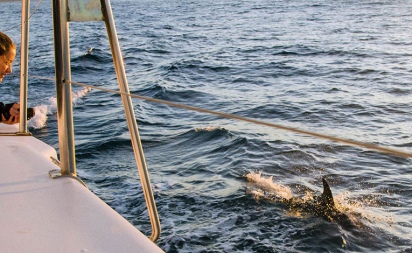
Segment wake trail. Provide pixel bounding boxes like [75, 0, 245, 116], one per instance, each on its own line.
[29, 87, 91, 129]
[245, 171, 394, 227]
[245, 171, 293, 200]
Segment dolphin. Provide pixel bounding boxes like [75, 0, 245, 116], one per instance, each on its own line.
[247, 176, 350, 222]
[280, 177, 349, 222]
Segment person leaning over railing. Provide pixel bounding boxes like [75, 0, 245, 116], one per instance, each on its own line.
[0, 31, 20, 124]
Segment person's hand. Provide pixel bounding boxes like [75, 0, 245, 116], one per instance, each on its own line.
[9, 103, 20, 117]
[1, 103, 20, 124]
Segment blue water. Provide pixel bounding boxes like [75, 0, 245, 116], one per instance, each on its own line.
[1, 0, 411, 252]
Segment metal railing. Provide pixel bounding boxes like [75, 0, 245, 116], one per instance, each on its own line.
[100, 0, 161, 242]
[50, 0, 161, 242]
[19, 0, 31, 134]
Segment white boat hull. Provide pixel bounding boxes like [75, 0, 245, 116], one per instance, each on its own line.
[0, 124, 164, 252]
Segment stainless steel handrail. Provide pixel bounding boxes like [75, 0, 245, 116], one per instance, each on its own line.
[52, 0, 77, 176]
[19, 0, 30, 133]
[51, 0, 161, 242]
[100, 0, 161, 242]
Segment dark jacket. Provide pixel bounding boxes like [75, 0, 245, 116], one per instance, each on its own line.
[0, 102, 14, 122]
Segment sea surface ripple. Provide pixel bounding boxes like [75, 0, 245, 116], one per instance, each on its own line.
[1, 0, 411, 252]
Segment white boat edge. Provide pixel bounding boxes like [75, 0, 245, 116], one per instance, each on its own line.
[0, 124, 164, 252]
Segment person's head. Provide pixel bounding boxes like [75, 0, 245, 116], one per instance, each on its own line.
[0, 32, 16, 83]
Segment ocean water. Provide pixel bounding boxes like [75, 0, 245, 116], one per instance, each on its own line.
[1, 0, 411, 252]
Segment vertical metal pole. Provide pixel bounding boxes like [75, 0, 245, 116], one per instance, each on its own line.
[19, 0, 30, 133]
[100, 0, 161, 242]
[52, 0, 77, 175]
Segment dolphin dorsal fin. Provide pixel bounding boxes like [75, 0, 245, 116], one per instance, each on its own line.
[321, 177, 335, 207]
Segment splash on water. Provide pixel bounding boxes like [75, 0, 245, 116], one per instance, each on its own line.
[28, 87, 91, 129]
[84, 47, 94, 55]
[73, 87, 92, 104]
[195, 126, 225, 132]
[28, 104, 49, 129]
[245, 171, 293, 200]
[245, 171, 394, 228]
[335, 191, 394, 225]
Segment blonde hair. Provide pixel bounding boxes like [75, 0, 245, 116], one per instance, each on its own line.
[0, 31, 16, 56]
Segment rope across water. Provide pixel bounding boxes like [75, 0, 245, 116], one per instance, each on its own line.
[31, 75, 412, 159]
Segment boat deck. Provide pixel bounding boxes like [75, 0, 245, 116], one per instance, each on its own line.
[0, 124, 164, 252]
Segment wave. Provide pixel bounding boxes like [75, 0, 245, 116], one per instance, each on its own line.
[245, 171, 293, 200]
[28, 87, 91, 129]
[244, 171, 395, 229]
[72, 47, 113, 64]
[194, 125, 226, 132]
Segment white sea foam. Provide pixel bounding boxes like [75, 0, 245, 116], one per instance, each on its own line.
[73, 87, 92, 104]
[28, 87, 91, 129]
[195, 126, 224, 132]
[28, 105, 49, 129]
[245, 171, 293, 200]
